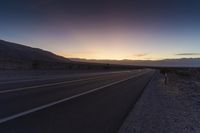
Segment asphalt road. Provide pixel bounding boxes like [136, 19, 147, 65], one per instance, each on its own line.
[0, 69, 155, 133]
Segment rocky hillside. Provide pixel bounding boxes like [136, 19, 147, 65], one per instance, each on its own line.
[0, 40, 70, 69]
[0, 40, 69, 62]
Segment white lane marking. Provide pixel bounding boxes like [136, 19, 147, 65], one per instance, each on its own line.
[0, 70, 139, 94]
[0, 71, 149, 124]
[0, 70, 134, 84]
[0, 77, 100, 94]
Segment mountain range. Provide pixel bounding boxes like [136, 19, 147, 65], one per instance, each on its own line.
[0, 39, 199, 69]
[0, 39, 69, 63]
[70, 58, 200, 67]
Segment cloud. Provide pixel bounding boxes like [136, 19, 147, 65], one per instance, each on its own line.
[135, 53, 148, 57]
[175, 53, 200, 56]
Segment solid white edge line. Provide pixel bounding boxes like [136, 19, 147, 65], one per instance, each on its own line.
[0, 77, 100, 94]
[0, 71, 148, 124]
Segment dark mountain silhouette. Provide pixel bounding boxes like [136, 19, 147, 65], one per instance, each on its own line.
[0, 39, 133, 70]
[0, 39, 69, 62]
[0, 39, 71, 69]
[0, 39, 199, 69]
[70, 58, 200, 67]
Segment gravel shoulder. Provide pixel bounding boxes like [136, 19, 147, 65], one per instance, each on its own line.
[119, 71, 200, 133]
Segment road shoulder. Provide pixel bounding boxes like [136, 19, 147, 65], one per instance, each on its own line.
[119, 72, 200, 133]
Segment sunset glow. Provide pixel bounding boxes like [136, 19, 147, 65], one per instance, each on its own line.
[0, 0, 200, 60]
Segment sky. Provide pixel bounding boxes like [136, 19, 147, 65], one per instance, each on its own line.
[0, 0, 200, 60]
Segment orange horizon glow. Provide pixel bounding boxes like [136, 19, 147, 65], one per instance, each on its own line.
[2, 24, 200, 61]
[1, 0, 200, 61]
[51, 28, 200, 60]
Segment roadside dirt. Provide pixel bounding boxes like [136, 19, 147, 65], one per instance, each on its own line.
[119, 72, 200, 133]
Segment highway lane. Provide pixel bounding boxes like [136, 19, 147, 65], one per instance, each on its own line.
[0, 70, 140, 118]
[0, 70, 132, 83]
[0, 70, 146, 119]
[0, 69, 155, 133]
[0, 70, 134, 83]
[0, 70, 138, 92]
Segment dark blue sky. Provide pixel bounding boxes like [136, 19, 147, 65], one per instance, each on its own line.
[0, 0, 200, 59]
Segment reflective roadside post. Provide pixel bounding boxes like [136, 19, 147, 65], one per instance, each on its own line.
[160, 69, 168, 85]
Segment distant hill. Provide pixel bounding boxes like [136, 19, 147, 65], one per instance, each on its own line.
[0, 39, 70, 69]
[70, 58, 200, 67]
[0, 39, 131, 70]
[1, 39, 199, 69]
[0, 40, 69, 62]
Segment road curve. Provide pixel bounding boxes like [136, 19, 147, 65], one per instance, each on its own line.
[0, 69, 155, 133]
